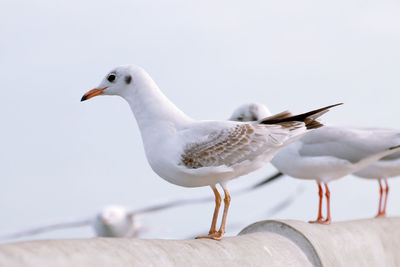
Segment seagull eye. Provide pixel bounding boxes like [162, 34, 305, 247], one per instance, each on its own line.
[107, 74, 116, 82]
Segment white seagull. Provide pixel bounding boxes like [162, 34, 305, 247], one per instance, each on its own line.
[0, 197, 224, 241]
[0, 174, 286, 241]
[230, 103, 400, 224]
[0, 199, 214, 241]
[352, 128, 400, 217]
[81, 65, 339, 239]
[0, 205, 132, 241]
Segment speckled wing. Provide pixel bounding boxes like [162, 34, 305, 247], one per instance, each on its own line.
[180, 123, 304, 169]
[0, 217, 92, 241]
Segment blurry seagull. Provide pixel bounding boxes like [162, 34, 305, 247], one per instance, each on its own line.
[353, 128, 400, 217]
[0, 204, 152, 241]
[81, 65, 339, 239]
[230, 103, 400, 224]
[0, 173, 284, 241]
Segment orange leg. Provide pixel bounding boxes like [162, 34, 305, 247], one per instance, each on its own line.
[322, 183, 331, 224]
[379, 179, 389, 217]
[309, 182, 324, 224]
[196, 185, 222, 239]
[215, 187, 231, 239]
[209, 186, 222, 234]
[376, 179, 384, 218]
[199, 186, 231, 241]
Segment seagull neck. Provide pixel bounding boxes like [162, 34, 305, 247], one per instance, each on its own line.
[121, 81, 192, 131]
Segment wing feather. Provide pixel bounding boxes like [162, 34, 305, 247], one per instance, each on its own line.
[0, 217, 92, 241]
[299, 127, 400, 163]
[181, 123, 303, 169]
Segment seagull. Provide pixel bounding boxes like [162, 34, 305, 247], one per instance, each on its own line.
[0, 201, 203, 241]
[229, 103, 272, 122]
[0, 205, 144, 241]
[0, 173, 284, 241]
[81, 65, 339, 239]
[230, 103, 400, 224]
[92, 205, 140, 237]
[352, 128, 400, 217]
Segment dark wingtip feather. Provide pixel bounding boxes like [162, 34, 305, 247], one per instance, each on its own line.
[252, 172, 284, 189]
[305, 120, 324, 130]
[260, 103, 343, 129]
[389, 144, 400, 150]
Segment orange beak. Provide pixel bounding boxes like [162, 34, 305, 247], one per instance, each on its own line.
[81, 87, 107, 102]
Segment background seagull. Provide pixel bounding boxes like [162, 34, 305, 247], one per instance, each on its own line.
[229, 103, 272, 122]
[230, 103, 400, 224]
[352, 128, 400, 217]
[81, 65, 339, 239]
[0, 172, 283, 242]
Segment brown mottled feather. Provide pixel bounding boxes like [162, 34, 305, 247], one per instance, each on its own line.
[181, 123, 301, 169]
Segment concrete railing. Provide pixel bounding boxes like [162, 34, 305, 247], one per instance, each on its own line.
[1, 218, 399, 267]
[240, 218, 400, 267]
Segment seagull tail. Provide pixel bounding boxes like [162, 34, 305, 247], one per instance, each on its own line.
[353, 145, 400, 172]
[260, 103, 343, 130]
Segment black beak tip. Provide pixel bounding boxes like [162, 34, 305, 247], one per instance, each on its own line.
[81, 95, 87, 102]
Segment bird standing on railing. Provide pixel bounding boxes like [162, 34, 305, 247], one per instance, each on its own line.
[230, 103, 400, 224]
[81, 65, 338, 239]
[352, 130, 400, 217]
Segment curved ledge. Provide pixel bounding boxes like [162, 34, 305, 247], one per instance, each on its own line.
[240, 220, 322, 267]
[239, 218, 400, 267]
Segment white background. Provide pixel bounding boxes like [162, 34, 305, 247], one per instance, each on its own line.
[1, 0, 400, 240]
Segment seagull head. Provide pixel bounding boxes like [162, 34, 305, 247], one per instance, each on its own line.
[81, 65, 150, 101]
[229, 103, 272, 122]
[98, 205, 127, 224]
[92, 205, 134, 237]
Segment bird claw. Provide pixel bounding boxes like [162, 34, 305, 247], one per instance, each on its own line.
[195, 231, 223, 240]
[309, 218, 324, 224]
[309, 218, 331, 225]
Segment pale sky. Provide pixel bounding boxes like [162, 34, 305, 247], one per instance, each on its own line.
[1, 0, 400, 240]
